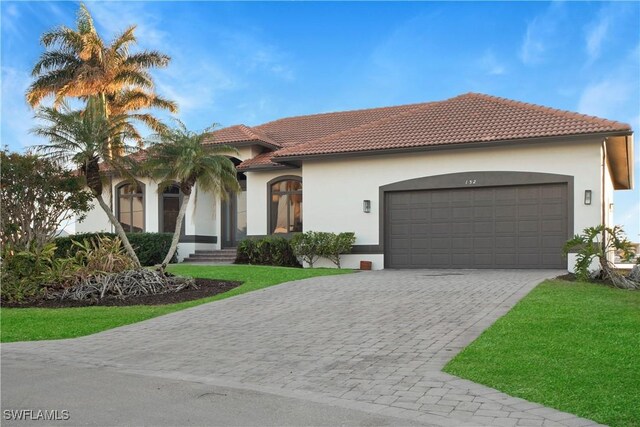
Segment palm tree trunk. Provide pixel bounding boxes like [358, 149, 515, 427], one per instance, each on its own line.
[161, 192, 191, 270]
[95, 193, 142, 268]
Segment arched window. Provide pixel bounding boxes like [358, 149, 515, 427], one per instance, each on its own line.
[116, 182, 144, 232]
[160, 184, 181, 233]
[268, 177, 302, 234]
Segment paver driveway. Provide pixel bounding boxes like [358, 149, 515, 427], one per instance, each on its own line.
[2, 270, 600, 426]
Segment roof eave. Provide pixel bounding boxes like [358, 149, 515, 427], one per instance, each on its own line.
[272, 130, 633, 164]
[205, 139, 280, 151]
[605, 133, 634, 190]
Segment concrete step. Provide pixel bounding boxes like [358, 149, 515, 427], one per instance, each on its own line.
[182, 258, 235, 264]
[182, 248, 237, 264]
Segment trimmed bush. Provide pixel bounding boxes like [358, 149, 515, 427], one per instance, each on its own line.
[291, 231, 326, 268]
[321, 232, 356, 268]
[54, 232, 176, 266]
[235, 236, 301, 267]
[291, 231, 356, 268]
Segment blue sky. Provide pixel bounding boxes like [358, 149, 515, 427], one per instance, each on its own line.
[2, 1, 639, 239]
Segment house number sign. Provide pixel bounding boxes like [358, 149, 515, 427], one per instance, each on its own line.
[465, 179, 478, 185]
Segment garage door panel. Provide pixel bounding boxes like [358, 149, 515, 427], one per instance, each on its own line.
[386, 183, 567, 269]
[410, 208, 429, 220]
[412, 238, 429, 249]
[542, 219, 564, 232]
[518, 220, 539, 232]
[430, 238, 451, 250]
[452, 238, 473, 249]
[474, 206, 494, 218]
[495, 221, 516, 233]
[495, 206, 517, 217]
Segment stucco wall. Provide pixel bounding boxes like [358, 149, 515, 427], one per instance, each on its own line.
[247, 138, 605, 270]
[75, 177, 218, 260]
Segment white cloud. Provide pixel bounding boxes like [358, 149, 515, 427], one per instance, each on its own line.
[479, 50, 506, 76]
[586, 19, 609, 62]
[0, 66, 47, 149]
[1, 3, 23, 39]
[519, 2, 565, 65]
[577, 45, 639, 124]
[86, 2, 168, 48]
[577, 79, 632, 119]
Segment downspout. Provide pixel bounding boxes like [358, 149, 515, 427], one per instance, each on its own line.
[602, 139, 606, 227]
[601, 139, 609, 266]
[109, 175, 114, 233]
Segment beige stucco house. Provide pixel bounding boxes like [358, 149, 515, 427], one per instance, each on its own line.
[77, 93, 635, 270]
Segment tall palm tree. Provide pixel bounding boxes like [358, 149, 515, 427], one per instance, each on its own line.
[32, 96, 143, 267]
[144, 121, 241, 270]
[26, 3, 176, 131]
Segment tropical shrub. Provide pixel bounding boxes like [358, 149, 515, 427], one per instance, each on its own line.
[0, 242, 58, 302]
[235, 237, 300, 267]
[563, 225, 638, 290]
[54, 232, 175, 266]
[72, 235, 136, 274]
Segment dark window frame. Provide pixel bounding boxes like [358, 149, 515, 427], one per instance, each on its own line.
[267, 175, 302, 235]
[158, 183, 184, 234]
[115, 181, 145, 233]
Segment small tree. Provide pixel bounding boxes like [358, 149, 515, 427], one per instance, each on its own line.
[291, 231, 325, 268]
[143, 121, 240, 271]
[320, 232, 356, 269]
[563, 225, 638, 289]
[33, 97, 144, 267]
[0, 150, 92, 252]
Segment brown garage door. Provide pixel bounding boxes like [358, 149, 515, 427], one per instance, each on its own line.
[385, 183, 568, 269]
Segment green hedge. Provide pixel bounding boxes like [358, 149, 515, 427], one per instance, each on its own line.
[235, 236, 301, 268]
[54, 232, 176, 266]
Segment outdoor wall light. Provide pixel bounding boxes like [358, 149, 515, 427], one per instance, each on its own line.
[363, 200, 371, 213]
[584, 190, 592, 205]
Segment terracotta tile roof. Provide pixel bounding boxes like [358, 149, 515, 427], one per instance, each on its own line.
[208, 93, 630, 169]
[99, 149, 148, 172]
[274, 93, 631, 159]
[206, 103, 424, 150]
[204, 124, 280, 149]
[236, 151, 283, 171]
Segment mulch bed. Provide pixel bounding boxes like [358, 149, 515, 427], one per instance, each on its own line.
[2, 278, 241, 309]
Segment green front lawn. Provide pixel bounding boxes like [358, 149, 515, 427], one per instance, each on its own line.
[444, 280, 640, 427]
[0, 265, 352, 343]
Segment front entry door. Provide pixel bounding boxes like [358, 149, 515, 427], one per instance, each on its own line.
[221, 184, 247, 248]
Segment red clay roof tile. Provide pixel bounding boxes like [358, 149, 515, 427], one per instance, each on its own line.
[212, 93, 630, 170]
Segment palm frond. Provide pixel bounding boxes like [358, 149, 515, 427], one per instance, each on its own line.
[123, 51, 170, 69]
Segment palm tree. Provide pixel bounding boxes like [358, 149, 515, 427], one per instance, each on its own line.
[26, 3, 176, 132]
[32, 96, 143, 267]
[144, 121, 241, 270]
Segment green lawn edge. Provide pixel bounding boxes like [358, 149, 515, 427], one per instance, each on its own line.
[443, 279, 640, 427]
[0, 265, 353, 343]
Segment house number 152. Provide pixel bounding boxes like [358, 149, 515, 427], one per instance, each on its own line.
[465, 179, 477, 185]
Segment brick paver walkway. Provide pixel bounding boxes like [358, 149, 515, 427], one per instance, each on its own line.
[2, 270, 601, 426]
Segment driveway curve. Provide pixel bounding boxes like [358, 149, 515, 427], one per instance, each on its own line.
[2, 269, 600, 426]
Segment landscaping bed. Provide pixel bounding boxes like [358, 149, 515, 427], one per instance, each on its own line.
[2, 278, 241, 308]
[1, 265, 353, 343]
